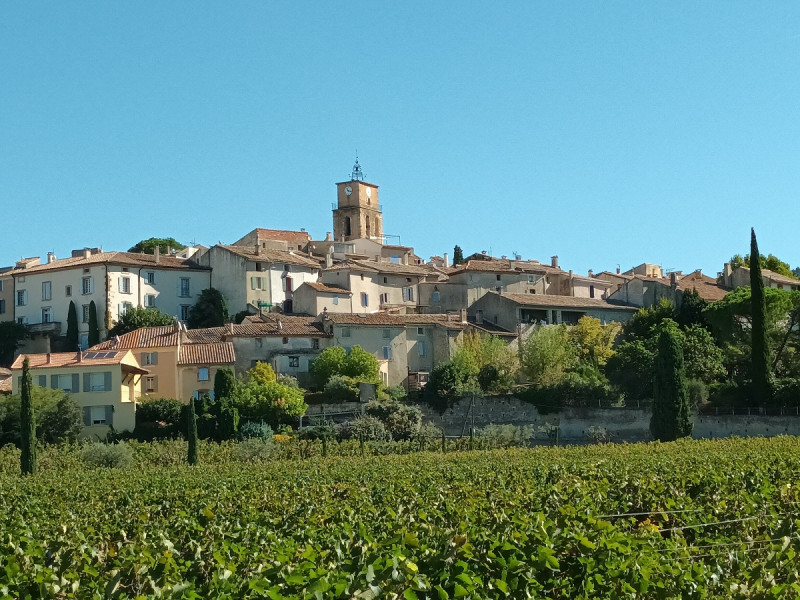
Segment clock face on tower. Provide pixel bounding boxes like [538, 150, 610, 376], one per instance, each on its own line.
[344, 186, 353, 195]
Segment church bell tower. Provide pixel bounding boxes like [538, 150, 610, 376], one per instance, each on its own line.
[332, 157, 383, 243]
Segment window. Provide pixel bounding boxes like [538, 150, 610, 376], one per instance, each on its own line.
[402, 287, 414, 302]
[383, 277, 388, 284]
[255, 262, 264, 272]
[382, 329, 390, 339]
[432, 291, 440, 302]
[82, 276, 93, 295]
[119, 302, 133, 316]
[312, 338, 320, 350]
[283, 275, 293, 293]
[496, 274, 501, 281]
[284, 264, 290, 272]
[84, 372, 111, 392]
[332, 296, 339, 305]
[390, 255, 400, 264]
[361, 292, 369, 307]
[82, 304, 90, 323]
[288, 356, 299, 368]
[254, 338, 263, 348]
[84, 405, 113, 426]
[80, 333, 88, 349]
[589, 285, 595, 299]
[382, 346, 392, 360]
[0, 280, 2, 291]
[180, 305, 190, 321]
[250, 277, 265, 290]
[145, 294, 156, 308]
[282, 337, 289, 344]
[142, 352, 158, 366]
[417, 327, 425, 336]
[42, 281, 52, 301]
[528, 275, 534, 283]
[0, 299, 5, 314]
[52, 374, 78, 392]
[16, 290, 26, 306]
[17, 316, 28, 325]
[379, 293, 389, 305]
[65, 285, 72, 297]
[197, 368, 209, 381]
[146, 272, 155, 284]
[418, 341, 426, 357]
[180, 278, 190, 297]
[342, 327, 351, 338]
[41, 307, 52, 323]
[145, 376, 157, 393]
[119, 277, 131, 294]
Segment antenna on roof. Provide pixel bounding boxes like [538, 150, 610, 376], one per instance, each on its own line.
[351, 152, 365, 181]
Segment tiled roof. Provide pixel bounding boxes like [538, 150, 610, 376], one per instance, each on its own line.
[248, 228, 311, 243]
[228, 316, 328, 337]
[496, 292, 638, 311]
[449, 259, 563, 276]
[90, 325, 227, 350]
[0, 367, 11, 377]
[737, 267, 800, 287]
[677, 271, 730, 301]
[594, 271, 634, 281]
[178, 342, 236, 366]
[185, 327, 228, 343]
[323, 259, 429, 276]
[393, 314, 468, 330]
[10, 251, 208, 275]
[324, 312, 469, 330]
[11, 351, 130, 370]
[466, 317, 517, 336]
[0, 376, 11, 394]
[302, 282, 352, 294]
[216, 245, 321, 269]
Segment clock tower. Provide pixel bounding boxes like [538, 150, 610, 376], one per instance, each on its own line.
[332, 158, 384, 243]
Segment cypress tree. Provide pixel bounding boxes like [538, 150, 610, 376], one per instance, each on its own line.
[213, 368, 239, 441]
[65, 301, 79, 351]
[650, 328, 692, 442]
[187, 397, 199, 466]
[750, 228, 771, 403]
[452, 245, 464, 265]
[87, 300, 100, 347]
[20, 358, 37, 475]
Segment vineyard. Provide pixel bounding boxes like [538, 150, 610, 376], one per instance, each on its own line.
[2, 437, 800, 598]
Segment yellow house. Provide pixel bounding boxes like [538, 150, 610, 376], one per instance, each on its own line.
[10, 350, 148, 437]
[90, 323, 235, 402]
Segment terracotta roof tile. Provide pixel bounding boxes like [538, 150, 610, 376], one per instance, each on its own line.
[496, 292, 638, 311]
[10, 251, 208, 275]
[323, 259, 429, 276]
[178, 342, 236, 365]
[229, 316, 328, 337]
[90, 325, 227, 350]
[677, 271, 730, 301]
[245, 228, 311, 243]
[217, 245, 321, 269]
[0, 376, 11, 394]
[11, 351, 131, 370]
[324, 312, 468, 329]
[450, 259, 563, 276]
[302, 282, 352, 294]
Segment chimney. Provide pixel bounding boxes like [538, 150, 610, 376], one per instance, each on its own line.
[47, 252, 56, 264]
[551, 256, 559, 268]
[670, 272, 678, 288]
[403, 253, 409, 266]
[325, 232, 332, 242]
[154, 246, 160, 264]
[46, 352, 51, 364]
[459, 308, 467, 323]
[83, 248, 91, 259]
[443, 252, 449, 267]
[588, 269, 594, 277]
[167, 246, 172, 255]
[325, 247, 333, 268]
[254, 243, 261, 257]
[77, 351, 83, 363]
[616, 265, 621, 274]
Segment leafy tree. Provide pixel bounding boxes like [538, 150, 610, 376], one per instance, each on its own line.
[213, 368, 239, 440]
[109, 307, 175, 337]
[65, 301, 79, 351]
[340, 345, 380, 381]
[605, 340, 655, 404]
[682, 325, 726, 383]
[187, 397, 198, 466]
[675, 288, 708, 329]
[650, 328, 692, 442]
[619, 299, 675, 343]
[455, 332, 519, 392]
[520, 325, 576, 386]
[129, 237, 186, 254]
[214, 368, 237, 402]
[750, 228, 771, 403]
[426, 360, 478, 412]
[229, 379, 307, 426]
[0, 386, 83, 446]
[0, 321, 28, 367]
[247, 362, 277, 385]
[88, 301, 100, 346]
[20, 358, 35, 475]
[310, 347, 347, 389]
[187, 288, 228, 329]
[452, 245, 464, 265]
[731, 252, 796, 279]
[568, 316, 620, 367]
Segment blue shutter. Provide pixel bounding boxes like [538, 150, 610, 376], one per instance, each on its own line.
[72, 374, 79, 393]
[104, 372, 112, 391]
[82, 406, 91, 426]
[151, 353, 158, 366]
[38, 375, 46, 387]
[105, 405, 114, 425]
[83, 373, 90, 392]
[50, 375, 58, 389]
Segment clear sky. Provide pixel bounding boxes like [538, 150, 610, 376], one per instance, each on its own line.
[2, 2, 799, 276]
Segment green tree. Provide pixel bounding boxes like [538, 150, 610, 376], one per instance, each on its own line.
[213, 368, 239, 440]
[675, 288, 708, 329]
[750, 228, 771, 403]
[650, 328, 692, 442]
[187, 397, 198, 465]
[568, 316, 620, 367]
[731, 252, 796, 279]
[87, 301, 100, 346]
[521, 325, 576, 386]
[0, 386, 83, 446]
[65, 301, 79, 351]
[19, 358, 36, 475]
[247, 362, 277, 385]
[229, 379, 307, 427]
[341, 346, 380, 381]
[605, 340, 655, 404]
[109, 307, 175, 337]
[187, 288, 228, 329]
[619, 299, 675, 343]
[452, 245, 464, 265]
[0, 321, 28, 367]
[310, 347, 347, 388]
[128, 237, 186, 254]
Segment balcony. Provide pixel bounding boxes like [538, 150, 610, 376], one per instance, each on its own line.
[28, 321, 62, 336]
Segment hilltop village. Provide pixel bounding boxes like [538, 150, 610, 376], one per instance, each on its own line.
[1, 161, 798, 435]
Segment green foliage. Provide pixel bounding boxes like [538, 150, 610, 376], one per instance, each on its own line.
[620, 299, 675, 343]
[309, 346, 347, 388]
[568, 316, 620, 367]
[750, 228, 771, 403]
[247, 362, 277, 385]
[19, 358, 35, 475]
[65, 301, 79, 351]
[238, 421, 274, 441]
[337, 415, 391, 441]
[682, 325, 726, 382]
[650, 328, 692, 441]
[604, 340, 655, 404]
[229, 380, 307, 427]
[478, 423, 536, 445]
[365, 400, 422, 440]
[383, 385, 407, 402]
[675, 288, 708, 329]
[731, 251, 796, 279]
[323, 375, 360, 403]
[456, 332, 519, 392]
[518, 365, 620, 413]
[0, 386, 83, 446]
[128, 237, 186, 254]
[232, 438, 275, 463]
[137, 397, 183, 426]
[0, 321, 28, 367]
[187, 288, 228, 329]
[521, 324, 576, 386]
[426, 357, 479, 412]
[452, 244, 464, 265]
[109, 307, 175, 337]
[340, 345, 380, 381]
[186, 397, 198, 465]
[87, 300, 100, 346]
[81, 442, 134, 469]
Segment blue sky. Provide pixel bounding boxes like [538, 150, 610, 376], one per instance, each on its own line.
[2, 2, 799, 276]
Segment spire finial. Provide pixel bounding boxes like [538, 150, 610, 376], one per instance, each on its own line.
[351, 151, 364, 181]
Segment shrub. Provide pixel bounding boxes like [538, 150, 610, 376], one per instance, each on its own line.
[416, 422, 443, 440]
[337, 416, 391, 442]
[81, 442, 134, 469]
[383, 385, 408, 402]
[299, 419, 337, 440]
[238, 421, 274, 441]
[229, 380, 307, 426]
[309, 347, 347, 389]
[426, 360, 477, 412]
[233, 438, 275, 463]
[479, 424, 535, 446]
[248, 362, 277, 385]
[706, 381, 749, 410]
[366, 400, 422, 441]
[586, 426, 611, 443]
[136, 398, 183, 426]
[323, 375, 360, 403]
[478, 364, 500, 392]
[771, 378, 800, 409]
[687, 379, 709, 408]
